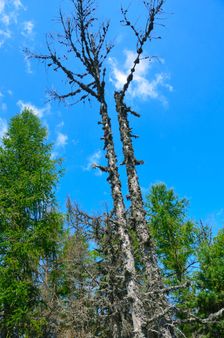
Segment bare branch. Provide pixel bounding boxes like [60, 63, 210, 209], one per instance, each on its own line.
[92, 163, 110, 173]
[145, 281, 191, 296]
[176, 307, 224, 325]
[120, 0, 165, 99]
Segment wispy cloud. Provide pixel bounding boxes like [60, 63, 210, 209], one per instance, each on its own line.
[0, 0, 34, 48]
[12, 0, 23, 10]
[54, 120, 68, 149]
[0, 0, 24, 37]
[17, 100, 51, 118]
[55, 132, 68, 148]
[23, 54, 33, 74]
[0, 117, 8, 140]
[0, 89, 9, 111]
[22, 20, 34, 37]
[109, 50, 173, 105]
[0, 28, 11, 47]
[0, 102, 7, 111]
[83, 150, 103, 176]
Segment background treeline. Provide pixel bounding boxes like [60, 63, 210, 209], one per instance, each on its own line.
[0, 110, 223, 337]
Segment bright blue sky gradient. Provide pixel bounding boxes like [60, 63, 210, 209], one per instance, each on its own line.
[1, 0, 224, 232]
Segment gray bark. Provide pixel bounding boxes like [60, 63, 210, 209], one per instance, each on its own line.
[115, 92, 175, 337]
[99, 99, 146, 337]
[31, 0, 177, 336]
[114, 1, 176, 335]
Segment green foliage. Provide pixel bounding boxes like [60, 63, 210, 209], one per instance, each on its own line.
[146, 183, 224, 336]
[194, 229, 224, 336]
[0, 110, 63, 336]
[146, 183, 197, 284]
[0, 109, 223, 337]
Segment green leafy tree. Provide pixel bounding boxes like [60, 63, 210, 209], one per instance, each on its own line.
[0, 109, 63, 337]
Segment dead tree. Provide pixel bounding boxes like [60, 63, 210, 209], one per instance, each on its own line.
[28, 0, 176, 336]
[114, 2, 176, 337]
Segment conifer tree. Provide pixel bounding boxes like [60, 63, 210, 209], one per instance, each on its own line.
[146, 184, 224, 336]
[192, 229, 224, 337]
[0, 110, 62, 337]
[146, 183, 197, 284]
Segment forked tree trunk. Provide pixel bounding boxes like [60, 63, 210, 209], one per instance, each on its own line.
[32, 0, 177, 335]
[115, 92, 175, 337]
[99, 98, 146, 337]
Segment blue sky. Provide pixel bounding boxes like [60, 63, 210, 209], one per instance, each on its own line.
[0, 0, 224, 233]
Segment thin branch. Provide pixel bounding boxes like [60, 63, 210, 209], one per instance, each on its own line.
[120, 0, 164, 99]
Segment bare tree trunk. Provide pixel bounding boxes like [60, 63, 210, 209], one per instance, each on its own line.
[114, 92, 175, 337]
[99, 99, 146, 337]
[30, 0, 177, 335]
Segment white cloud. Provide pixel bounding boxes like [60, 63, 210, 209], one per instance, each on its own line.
[0, 117, 7, 139]
[83, 150, 103, 176]
[55, 132, 68, 148]
[17, 100, 51, 118]
[22, 20, 34, 37]
[24, 54, 32, 74]
[0, 0, 24, 23]
[109, 50, 173, 104]
[54, 120, 68, 148]
[12, 0, 23, 9]
[1, 14, 10, 25]
[0, 1, 6, 14]
[0, 0, 27, 47]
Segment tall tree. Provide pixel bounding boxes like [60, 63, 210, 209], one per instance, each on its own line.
[146, 184, 224, 336]
[146, 183, 198, 333]
[192, 229, 224, 337]
[146, 183, 197, 284]
[0, 110, 63, 337]
[29, 0, 176, 336]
